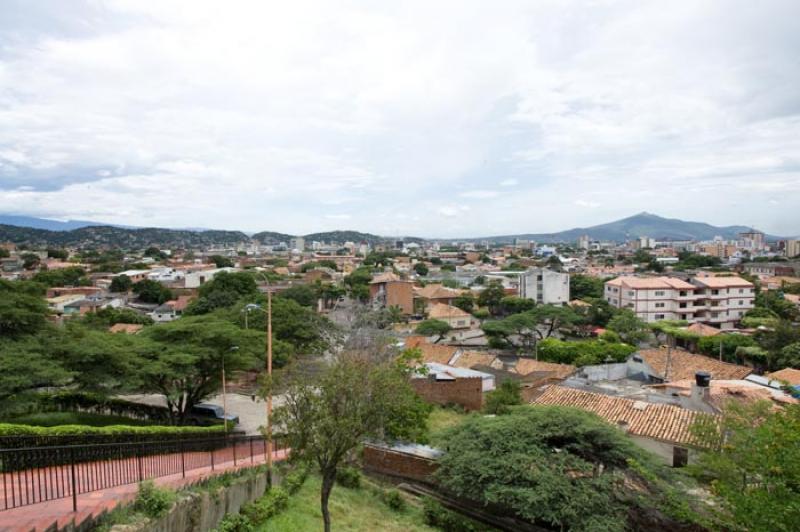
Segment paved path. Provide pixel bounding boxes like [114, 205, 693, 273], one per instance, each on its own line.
[0, 448, 288, 532]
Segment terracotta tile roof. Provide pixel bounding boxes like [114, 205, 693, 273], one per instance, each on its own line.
[533, 386, 710, 446]
[415, 284, 462, 300]
[685, 323, 721, 337]
[606, 276, 695, 290]
[450, 351, 499, 370]
[371, 272, 401, 284]
[404, 336, 427, 349]
[767, 368, 800, 386]
[108, 323, 144, 334]
[415, 343, 459, 365]
[636, 348, 751, 382]
[514, 359, 576, 380]
[569, 299, 591, 307]
[428, 303, 471, 320]
[649, 379, 798, 409]
[692, 276, 753, 289]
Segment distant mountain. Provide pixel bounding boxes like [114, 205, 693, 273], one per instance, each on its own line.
[0, 224, 250, 249]
[473, 213, 777, 243]
[251, 231, 294, 245]
[0, 215, 110, 231]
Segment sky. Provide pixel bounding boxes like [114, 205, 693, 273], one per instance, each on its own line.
[0, 0, 799, 238]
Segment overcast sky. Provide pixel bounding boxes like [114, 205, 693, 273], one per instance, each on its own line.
[1, 1, 799, 237]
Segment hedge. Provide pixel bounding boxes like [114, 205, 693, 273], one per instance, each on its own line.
[536, 338, 636, 366]
[35, 391, 172, 423]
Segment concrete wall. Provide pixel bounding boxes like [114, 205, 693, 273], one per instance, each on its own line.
[362, 445, 439, 483]
[629, 435, 697, 468]
[411, 376, 483, 411]
[111, 469, 282, 532]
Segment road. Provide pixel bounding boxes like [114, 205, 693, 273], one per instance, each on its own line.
[121, 392, 284, 435]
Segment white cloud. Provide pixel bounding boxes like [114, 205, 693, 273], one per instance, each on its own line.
[0, 1, 798, 236]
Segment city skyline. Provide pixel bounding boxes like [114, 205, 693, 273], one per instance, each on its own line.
[1, 1, 799, 237]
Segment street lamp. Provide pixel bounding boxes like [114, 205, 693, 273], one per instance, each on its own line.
[242, 272, 274, 485]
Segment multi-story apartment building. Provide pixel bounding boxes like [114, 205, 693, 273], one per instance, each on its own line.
[785, 239, 800, 258]
[604, 275, 754, 330]
[518, 267, 570, 305]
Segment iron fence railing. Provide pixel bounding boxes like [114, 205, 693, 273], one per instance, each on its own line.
[0, 435, 286, 512]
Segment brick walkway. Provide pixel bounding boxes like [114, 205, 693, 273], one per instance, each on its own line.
[0, 449, 288, 532]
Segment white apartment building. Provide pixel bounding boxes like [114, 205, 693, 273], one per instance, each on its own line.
[519, 267, 570, 305]
[604, 275, 755, 330]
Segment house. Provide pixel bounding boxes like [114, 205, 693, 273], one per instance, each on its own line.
[184, 267, 235, 288]
[149, 295, 194, 323]
[412, 343, 460, 365]
[427, 303, 472, 329]
[604, 275, 754, 329]
[449, 351, 502, 370]
[533, 385, 711, 466]
[628, 347, 751, 383]
[514, 359, 577, 381]
[518, 268, 570, 305]
[414, 284, 463, 311]
[46, 294, 86, 313]
[369, 272, 414, 315]
[648, 377, 797, 413]
[46, 286, 102, 299]
[411, 363, 493, 410]
[116, 269, 151, 283]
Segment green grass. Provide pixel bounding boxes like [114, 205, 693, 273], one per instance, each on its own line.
[427, 406, 469, 447]
[7, 411, 154, 427]
[258, 474, 436, 531]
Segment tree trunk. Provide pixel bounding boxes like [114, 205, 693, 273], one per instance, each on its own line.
[320, 470, 336, 532]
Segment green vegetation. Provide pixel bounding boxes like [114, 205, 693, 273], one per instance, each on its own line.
[483, 380, 522, 415]
[536, 338, 636, 366]
[481, 305, 579, 351]
[607, 309, 650, 345]
[7, 411, 154, 427]
[133, 279, 173, 304]
[413, 262, 429, 276]
[476, 280, 505, 315]
[569, 274, 605, 300]
[414, 319, 451, 338]
[691, 402, 800, 531]
[421, 497, 497, 531]
[133, 480, 176, 518]
[31, 266, 89, 287]
[0, 422, 224, 437]
[210, 254, 235, 268]
[110, 274, 132, 292]
[275, 347, 431, 532]
[435, 406, 709, 531]
[256, 474, 434, 532]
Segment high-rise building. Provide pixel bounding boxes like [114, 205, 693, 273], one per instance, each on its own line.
[577, 235, 590, 250]
[785, 240, 800, 258]
[289, 237, 305, 251]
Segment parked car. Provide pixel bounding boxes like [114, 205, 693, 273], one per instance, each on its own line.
[186, 403, 239, 426]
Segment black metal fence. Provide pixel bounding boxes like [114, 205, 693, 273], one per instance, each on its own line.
[0, 435, 286, 512]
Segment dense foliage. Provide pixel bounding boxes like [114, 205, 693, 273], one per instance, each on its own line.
[436, 406, 707, 531]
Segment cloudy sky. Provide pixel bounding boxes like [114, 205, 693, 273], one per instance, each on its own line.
[1, 0, 799, 237]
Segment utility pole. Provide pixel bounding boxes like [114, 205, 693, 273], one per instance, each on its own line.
[266, 280, 273, 486]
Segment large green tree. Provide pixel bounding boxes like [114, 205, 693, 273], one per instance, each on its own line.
[569, 274, 605, 300]
[477, 280, 506, 315]
[607, 309, 650, 346]
[0, 279, 49, 337]
[133, 279, 173, 304]
[436, 406, 707, 531]
[691, 401, 800, 531]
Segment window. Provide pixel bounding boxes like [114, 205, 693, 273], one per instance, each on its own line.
[654, 291, 665, 296]
[627, 291, 635, 296]
[655, 314, 665, 320]
[655, 302, 665, 308]
[711, 289, 719, 295]
[738, 288, 744, 294]
[739, 300, 744, 305]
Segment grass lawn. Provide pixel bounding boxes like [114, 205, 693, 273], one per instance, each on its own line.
[427, 406, 469, 447]
[7, 411, 154, 427]
[259, 474, 436, 532]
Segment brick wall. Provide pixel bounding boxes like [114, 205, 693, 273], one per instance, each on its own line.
[412, 376, 483, 411]
[363, 445, 439, 483]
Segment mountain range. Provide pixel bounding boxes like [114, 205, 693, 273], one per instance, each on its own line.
[0, 212, 784, 248]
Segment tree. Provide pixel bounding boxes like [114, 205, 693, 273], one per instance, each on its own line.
[133, 279, 173, 304]
[413, 262, 429, 276]
[483, 380, 522, 415]
[277, 284, 317, 308]
[21, 252, 40, 270]
[414, 319, 451, 340]
[452, 293, 475, 313]
[31, 266, 88, 287]
[110, 274, 133, 293]
[209, 254, 234, 268]
[498, 295, 535, 316]
[573, 297, 617, 327]
[344, 267, 373, 301]
[81, 307, 153, 328]
[0, 279, 49, 337]
[477, 280, 505, 315]
[0, 248, 9, 258]
[691, 402, 800, 531]
[436, 406, 707, 531]
[697, 334, 756, 363]
[275, 350, 430, 532]
[607, 309, 650, 346]
[482, 305, 578, 353]
[46, 248, 69, 260]
[772, 342, 800, 372]
[138, 315, 263, 423]
[184, 271, 258, 314]
[545, 255, 563, 271]
[569, 274, 604, 300]
[0, 337, 72, 408]
[755, 291, 799, 321]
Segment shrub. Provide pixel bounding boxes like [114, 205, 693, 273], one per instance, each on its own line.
[282, 465, 309, 494]
[382, 488, 406, 512]
[214, 513, 254, 532]
[241, 486, 289, 523]
[133, 480, 175, 518]
[336, 465, 362, 489]
[483, 381, 522, 415]
[422, 497, 489, 531]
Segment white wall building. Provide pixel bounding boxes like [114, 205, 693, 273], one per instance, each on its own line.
[604, 275, 755, 329]
[184, 267, 236, 288]
[519, 267, 570, 305]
